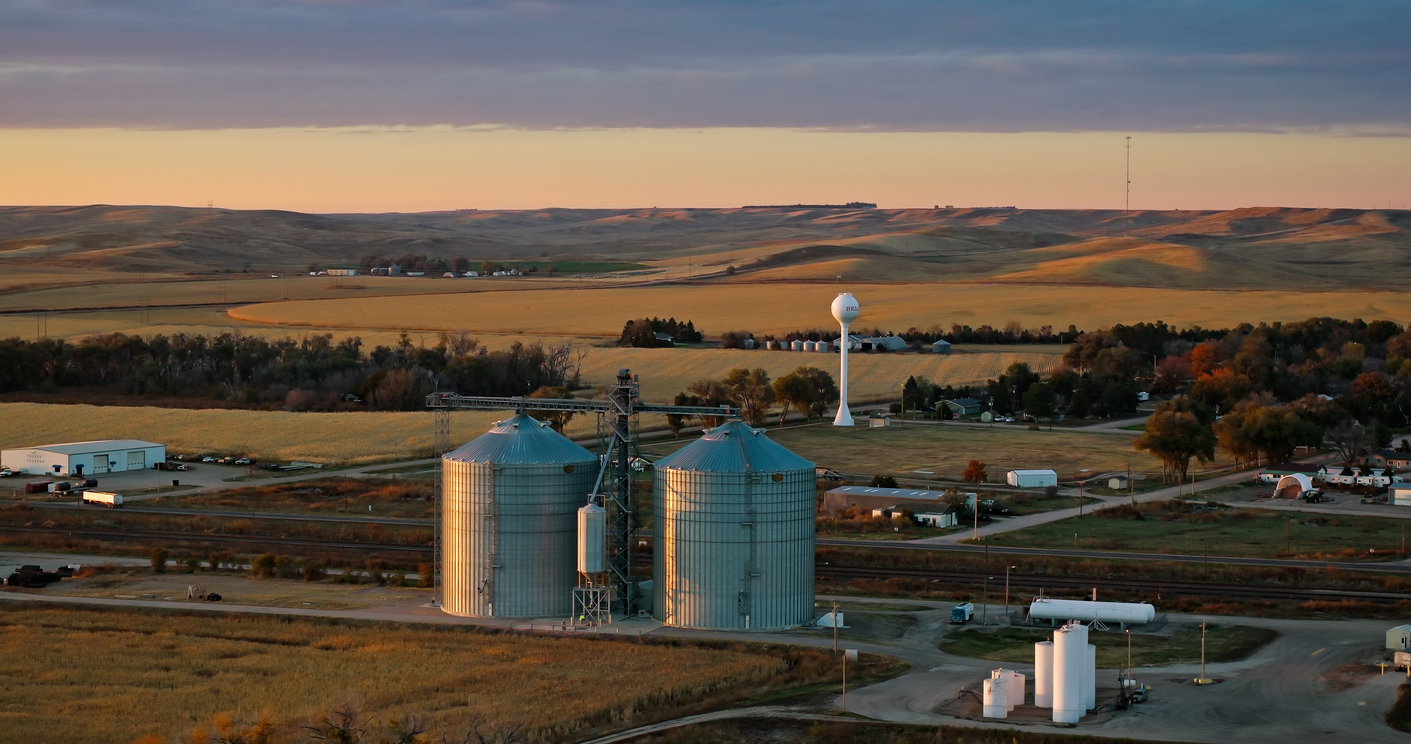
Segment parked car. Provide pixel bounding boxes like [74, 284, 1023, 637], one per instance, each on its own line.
[1130, 689, 1148, 703]
[175, 464, 189, 471]
[202, 456, 217, 463]
[0, 467, 11, 477]
[234, 457, 251, 466]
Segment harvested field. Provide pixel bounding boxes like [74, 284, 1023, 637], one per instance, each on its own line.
[641, 422, 1170, 482]
[228, 283, 1411, 337]
[0, 602, 839, 744]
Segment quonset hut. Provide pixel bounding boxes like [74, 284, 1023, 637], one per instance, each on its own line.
[441, 414, 598, 618]
[652, 420, 815, 630]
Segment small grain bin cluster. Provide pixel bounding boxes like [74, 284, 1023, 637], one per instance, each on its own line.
[439, 414, 815, 630]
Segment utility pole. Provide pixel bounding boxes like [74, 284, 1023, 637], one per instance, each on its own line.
[1125, 136, 1132, 236]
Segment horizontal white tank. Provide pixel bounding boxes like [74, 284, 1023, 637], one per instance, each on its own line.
[1029, 598, 1156, 625]
[982, 676, 1008, 718]
[576, 503, 606, 574]
[1034, 641, 1053, 708]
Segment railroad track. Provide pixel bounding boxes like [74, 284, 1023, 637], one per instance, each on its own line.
[0, 525, 432, 554]
[6, 524, 1405, 604]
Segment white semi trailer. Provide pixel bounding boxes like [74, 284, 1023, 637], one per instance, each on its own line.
[81, 491, 124, 508]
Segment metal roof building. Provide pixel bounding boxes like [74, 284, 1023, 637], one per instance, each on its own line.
[653, 421, 815, 630]
[823, 485, 950, 512]
[441, 414, 598, 618]
[1, 439, 165, 476]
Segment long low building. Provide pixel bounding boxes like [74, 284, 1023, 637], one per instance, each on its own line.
[1, 439, 166, 476]
[824, 485, 959, 512]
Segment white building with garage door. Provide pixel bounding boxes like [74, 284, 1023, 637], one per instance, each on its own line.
[1, 439, 165, 477]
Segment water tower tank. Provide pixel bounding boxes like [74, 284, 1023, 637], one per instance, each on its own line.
[652, 420, 815, 630]
[441, 413, 598, 618]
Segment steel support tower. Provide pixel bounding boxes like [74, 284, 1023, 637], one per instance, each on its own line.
[426, 368, 732, 616]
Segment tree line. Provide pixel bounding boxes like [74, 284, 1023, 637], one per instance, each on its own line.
[0, 331, 583, 412]
[666, 366, 839, 432]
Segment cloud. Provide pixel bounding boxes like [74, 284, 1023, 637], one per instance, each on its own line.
[0, 0, 1406, 131]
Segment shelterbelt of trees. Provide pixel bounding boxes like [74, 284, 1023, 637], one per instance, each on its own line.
[972, 317, 1411, 481]
[0, 331, 582, 412]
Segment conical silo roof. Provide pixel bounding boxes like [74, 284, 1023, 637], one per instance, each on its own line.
[444, 413, 595, 465]
[654, 420, 812, 473]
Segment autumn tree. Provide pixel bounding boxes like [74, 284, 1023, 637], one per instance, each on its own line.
[528, 385, 577, 432]
[721, 367, 773, 426]
[773, 371, 814, 424]
[962, 460, 988, 484]
[795, 366, 839, 421]
[686, 378, 729, 426]
[1133, 396, 1216, 483]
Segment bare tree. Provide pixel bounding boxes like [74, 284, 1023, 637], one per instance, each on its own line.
[1327, 422, 1370, 464]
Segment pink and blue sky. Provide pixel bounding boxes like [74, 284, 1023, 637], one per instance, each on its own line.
[2, 0, 1407, 211]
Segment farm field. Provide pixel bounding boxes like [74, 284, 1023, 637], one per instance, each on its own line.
[640, 422, 1170, 482]
[39, 568, 429, 611]
[227, 283, 1411, 337]
[0, 402, 511, 465]
[0, 602, 816, 744]
[149, 477, 436, 518]
[984, 501, 1407, 560]
[939, 623, 1278, 668]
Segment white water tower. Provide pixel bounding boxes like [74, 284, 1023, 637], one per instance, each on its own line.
[831, 293, 859, 426]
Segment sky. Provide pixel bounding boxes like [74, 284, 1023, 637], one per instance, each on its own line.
[1, 0, 1408, 211]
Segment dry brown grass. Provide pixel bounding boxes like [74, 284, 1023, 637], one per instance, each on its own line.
[0, 602, 811, 744]
[227, 283, 1411, 338]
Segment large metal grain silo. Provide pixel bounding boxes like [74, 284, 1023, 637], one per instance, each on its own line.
[652, 420, 815, 630]
[442, 413, 598, 618]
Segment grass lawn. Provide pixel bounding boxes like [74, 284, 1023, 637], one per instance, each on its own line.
[647, 422, 1171, 482]
[0, 602, 835, 744]
[985, 499, 1407, 560]
[938, 623, 1278, 668]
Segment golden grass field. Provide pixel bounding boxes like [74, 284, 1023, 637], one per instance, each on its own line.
[0, 603, 790, 744]
[0, 403, 510, 464]
[640, 421, 1181, 480]
[227, 283, 1411, 338]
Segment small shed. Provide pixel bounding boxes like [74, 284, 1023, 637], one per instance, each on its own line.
[868, 414, 890, 428]
[1108, 475, 1129, 490]
[1007, 469, 1058, 488]
[1392, 485, 1411, 506]
[1389, 625, 1411, 653]
[1275, 473, 1313, 499]
[915, 508, 958, 528]
[931, 339, 952, 354]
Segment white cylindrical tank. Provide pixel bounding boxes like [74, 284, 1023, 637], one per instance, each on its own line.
[1028, 598, 1156, 625]
[576, 503, 606, 574]
[982, 676, 1008, 719]
[791, 339, 805, 351]
[1004, 670, 1024, 710]
[1084, 643, 1097, 711]
[802, 340, 815, 351]
[1051, 624, 1083, 724]
[818, 340, 830, 353]
[1034, 641, 1054, 708]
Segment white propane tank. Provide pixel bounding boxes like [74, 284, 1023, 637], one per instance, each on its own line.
[982, 675, 1008, 718]
[576, 503, 606, 574]
[1004, 669, 1025, 711]
[1028, 598, 1156, 625]
[1084, 642, 1097, 711]
[1034, 641, 1054, 708]
[1052, 623, 1083, 724]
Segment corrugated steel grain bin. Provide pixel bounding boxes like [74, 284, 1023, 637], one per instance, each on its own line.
[652, 420, 815, 630]
[441, 414, 597, 618]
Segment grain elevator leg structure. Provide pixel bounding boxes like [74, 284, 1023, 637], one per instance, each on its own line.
[427, 369, 732, 618]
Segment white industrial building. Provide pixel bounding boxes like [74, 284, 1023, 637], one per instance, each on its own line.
[1007, 469, 1059, 488]
[1, 439, 165, 477]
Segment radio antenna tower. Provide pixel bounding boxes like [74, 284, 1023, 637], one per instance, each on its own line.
[1124, 136, 1132, 236]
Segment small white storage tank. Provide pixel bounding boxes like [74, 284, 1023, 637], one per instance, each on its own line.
[1034, 641, 1054, 707]
[1007, 469, 1058, 488]
[803, 340, 816, 352]
[1029, 598, 1156, 626]
[577, 503, 606, 574]
[1051, 623, 1084, 723]
[982, 675, 1008, 718]
[1084, 641, 1096, 711]
[817, 341, 830, 353]
[791, 339, 805, 351]
[1003, 669, 1024, 710]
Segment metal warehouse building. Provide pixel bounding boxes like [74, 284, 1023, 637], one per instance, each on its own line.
[1, 439, 166, 476]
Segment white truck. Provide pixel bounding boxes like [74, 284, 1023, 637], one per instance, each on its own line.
[81, 491, 124, 508]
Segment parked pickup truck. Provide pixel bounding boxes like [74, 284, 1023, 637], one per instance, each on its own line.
[81, 491, 124, 508]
